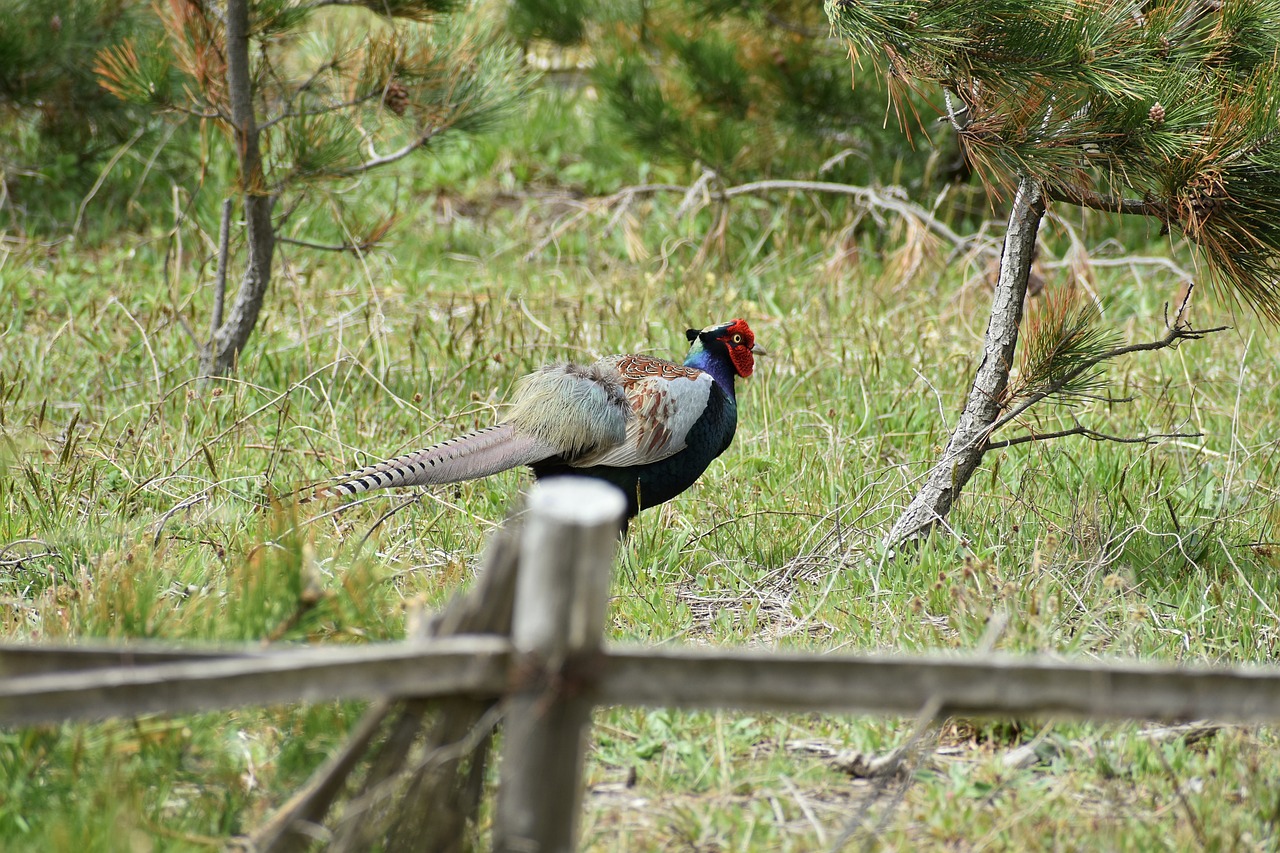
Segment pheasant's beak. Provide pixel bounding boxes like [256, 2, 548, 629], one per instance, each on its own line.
[752, 343, 769, 357]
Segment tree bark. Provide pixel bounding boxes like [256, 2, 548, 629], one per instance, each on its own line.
[886, 174, 1046, 546]
[199, 0, 276, 379]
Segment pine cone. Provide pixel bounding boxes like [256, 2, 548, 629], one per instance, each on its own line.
[1149, 102, 1166, 125]
[383, 82, 409, 116]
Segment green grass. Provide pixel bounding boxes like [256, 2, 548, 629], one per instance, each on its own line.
[3, 89, 1280, 849]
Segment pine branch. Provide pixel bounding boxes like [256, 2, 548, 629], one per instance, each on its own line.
[1047, 184, 1168, 219]
[988, 319, 1231, 441]
[333, 126, 449, 176]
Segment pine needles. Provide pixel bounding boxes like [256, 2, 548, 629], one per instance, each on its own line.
[827, 0, 1280, 321]
[1012, 292, 1121, 409]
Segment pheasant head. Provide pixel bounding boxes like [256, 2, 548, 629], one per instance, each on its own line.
[684, 318, 764, 382]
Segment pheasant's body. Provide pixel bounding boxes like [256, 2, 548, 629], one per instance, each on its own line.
[321, 319, 761, 523]
[531, 355, 739, 517]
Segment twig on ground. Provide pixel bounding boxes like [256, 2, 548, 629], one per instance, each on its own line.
[152, 493, 210, 547]
[829, 614, 1009, 851]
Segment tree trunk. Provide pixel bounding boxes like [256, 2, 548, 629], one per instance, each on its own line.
[199, 0, 276, 379]
[886, 174, 1046, 546]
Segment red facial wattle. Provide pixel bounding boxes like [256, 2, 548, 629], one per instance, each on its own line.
[721, 319, 756, 378]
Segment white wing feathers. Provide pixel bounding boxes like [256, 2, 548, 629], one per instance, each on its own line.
[572, 371, 712, 468]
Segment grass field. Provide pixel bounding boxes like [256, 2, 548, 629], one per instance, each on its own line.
[3, 89, 1280, 850]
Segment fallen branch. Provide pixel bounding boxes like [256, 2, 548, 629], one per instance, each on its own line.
[524, 177, 973, 262]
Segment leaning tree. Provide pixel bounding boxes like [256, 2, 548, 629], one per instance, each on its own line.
[824, 0, 1280, 545]
[96, 0, 528, 377]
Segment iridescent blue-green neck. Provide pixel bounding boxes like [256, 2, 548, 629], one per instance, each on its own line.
[684, 341, 738, 400]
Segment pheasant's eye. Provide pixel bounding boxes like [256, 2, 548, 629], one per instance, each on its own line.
[731, 334, 743, 344]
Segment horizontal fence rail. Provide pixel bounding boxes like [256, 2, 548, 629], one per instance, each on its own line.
[6, 480, 1280, 850]
[0, 642, 268, 677]
[598, 647, 1280, 724]
[5, 638, 1280, 728]
[0, 637, 510, 726]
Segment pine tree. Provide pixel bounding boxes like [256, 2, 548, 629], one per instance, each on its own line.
[511, 0, 912, 185]
[96, 0, 529, 377]
[0, 0, 165, 231]
[824, 0, 1280, 543]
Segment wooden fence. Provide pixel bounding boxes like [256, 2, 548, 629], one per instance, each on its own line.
[4, 477, 1280, 851]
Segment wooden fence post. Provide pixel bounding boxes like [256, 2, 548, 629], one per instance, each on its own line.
[495, 478, 626, 853]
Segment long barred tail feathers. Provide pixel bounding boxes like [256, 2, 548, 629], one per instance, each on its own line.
[312, 359, 631, 502]
[316, 424, 558, 500]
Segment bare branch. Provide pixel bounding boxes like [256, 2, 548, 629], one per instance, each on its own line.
[942, 89, 972, 134]
[260, 58, 342, 129]
[1042, 254, 1194, 280]
[278, 235, 381, 254]
[984, 426, 1202, 452]
[1047, 183, 1167, 219]
[260, 91, 382, 132]
[296, 0, 406, 10]
[720, 179, 969, 246]
[525, 178, 975, 261]
[334, 125, 449, 177]
[991, 320, 1231, 440]
[171, 104, 228, 121]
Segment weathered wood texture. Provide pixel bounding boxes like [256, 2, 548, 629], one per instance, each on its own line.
[495, 478, 627, 853]
[597, 647, 1280, 724]
[0, 643, 263, 677]
[9, 478, 1280, 851]
[887, 174, 1046, 544]
[254, 522, 524, 853]
[9, 641, 1280, 730]
[345, 519, 524, 853]
[0, 637, 508, 727]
